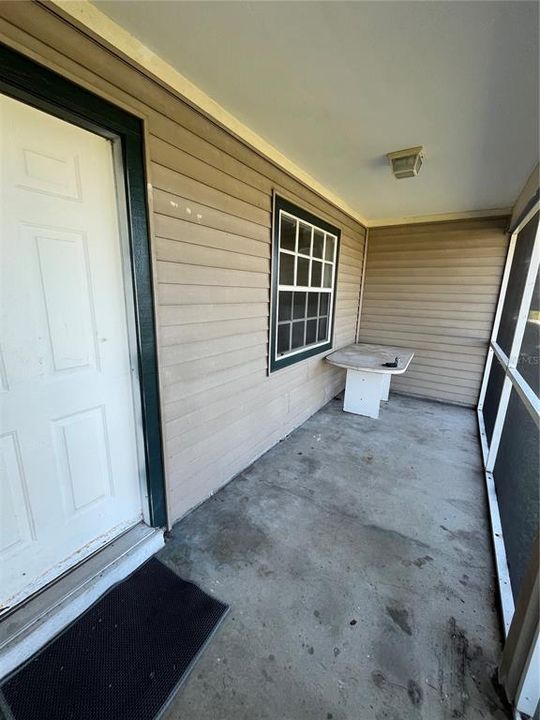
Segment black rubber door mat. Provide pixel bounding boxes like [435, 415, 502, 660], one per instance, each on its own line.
[1, 557, 228, 720]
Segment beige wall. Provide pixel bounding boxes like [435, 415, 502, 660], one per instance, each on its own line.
[359, 218, 509, 406]
[0, 2, 365, 523]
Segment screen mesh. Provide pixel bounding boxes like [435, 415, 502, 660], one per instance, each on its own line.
[493, 389, 540, 599]
[497, 213, 538, 354]
[482, 357, 506, 443]
[516, 265, 540, 395]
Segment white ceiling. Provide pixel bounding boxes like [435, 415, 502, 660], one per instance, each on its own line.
[96, 1, 539, 223]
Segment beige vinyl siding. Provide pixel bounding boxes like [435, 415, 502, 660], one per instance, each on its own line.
[358, 218, 509, 406]
[0, 4, 365, 522]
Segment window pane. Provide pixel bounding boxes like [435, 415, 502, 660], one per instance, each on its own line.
[307, 292, 319, 317]
[325, 236, 335, 261]
[280, 215, 296, 251]
[277, 323, 290, 354]
[272, 201, 339, 369]
[313, 230, 324, 258]
[297, 257, 309, 286]
[298, 223, 312, 255]
[311, 260, 322, 287]
[306, 319, 317, 344]
[318, 316, 328, 341]
[293, 292, 307, 320]
[279, 252, 294, 285]
[494, 389, 540, 599]
[319, 293, 329, 315]
[498, 212, 538, 354]
[278, 291, 292, 321]
[292, 321, 305, 349]
[482, 356, 506, 444]
[517, 266, 540, 396]
[323, 263, 333, 288]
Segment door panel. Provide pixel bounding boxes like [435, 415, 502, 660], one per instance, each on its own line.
[35, 230, 96, 372]
[0, 94, 143, 611]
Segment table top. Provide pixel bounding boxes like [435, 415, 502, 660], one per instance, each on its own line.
[326, 343, 415, 374]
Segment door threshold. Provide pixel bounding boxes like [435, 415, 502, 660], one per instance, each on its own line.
[0, 523, 164, 680]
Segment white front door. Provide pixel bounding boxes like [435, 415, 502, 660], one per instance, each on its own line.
[0, 94, 144, 612]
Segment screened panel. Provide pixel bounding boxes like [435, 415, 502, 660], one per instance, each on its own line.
[493, 389, 540, 599]
[482, 357, 506, 443]
[497, 212, 538, 354]
[516, 265, 540, 395]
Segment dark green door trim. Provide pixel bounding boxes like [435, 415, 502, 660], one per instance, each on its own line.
[0, 43, 168, 528]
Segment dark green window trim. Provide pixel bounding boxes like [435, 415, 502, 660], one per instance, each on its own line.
[0, 43, 168, 528]
[270, 194, 341, 373]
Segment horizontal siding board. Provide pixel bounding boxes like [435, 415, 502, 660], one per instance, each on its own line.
[162, 344, 265, 385]
[363, 291, 499, 305]
[362, 298, 497, 311]
[359, 331, 489, 354]
[392, 384, 475, 406]
[160, 317, 268, 345]
[158, 284, 268, 306]
[369, 241, 507, 256]
[163, 356, 268, 405]
[404, 368, 480, 391]
[156, 241, 267, 273]
[148, 112, 270, 191]
[364, 282, 500, 296]
[362, 306, 495, 322]
[162, 363, 266, 421]
[152, 188, 270, 242]
[161, 331, 268, 366]
[366, 269, 504, 283]
[359, 319, 492, 340]
[361, 312, 493, 330]
[158, 303, 268, 326]
[359, 217, 508, 406]
[166, 366, 308, 451]
[168, 394, 290, 473]
[151, 163, 271, 227]
[404, 350, 486, 368]
[408, 359, 485, 377]
[393, 376, 477, 401]
[156, 261, 268, 289]
[155, 215, 270, 258]
[367, 255, 507, 269]
[150, 136, 270, 211]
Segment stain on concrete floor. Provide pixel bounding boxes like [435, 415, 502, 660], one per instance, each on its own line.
[159, 394, 510, 720]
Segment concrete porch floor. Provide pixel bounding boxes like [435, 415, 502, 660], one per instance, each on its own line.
[159, 394, 510, 720]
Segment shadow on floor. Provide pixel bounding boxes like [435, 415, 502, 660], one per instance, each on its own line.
[159, 394, 510, 720]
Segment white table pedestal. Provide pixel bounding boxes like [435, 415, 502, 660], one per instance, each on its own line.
[343, 369, 386, 419]
[380, 373, 391, 402]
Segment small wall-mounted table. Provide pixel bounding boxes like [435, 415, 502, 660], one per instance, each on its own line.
[326, 343, 415, 419]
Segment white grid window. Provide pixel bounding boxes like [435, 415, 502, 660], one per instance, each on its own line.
[271, 199, 339, 371]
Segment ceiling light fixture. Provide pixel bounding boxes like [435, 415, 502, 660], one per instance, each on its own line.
[387, 146, 424, 179]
